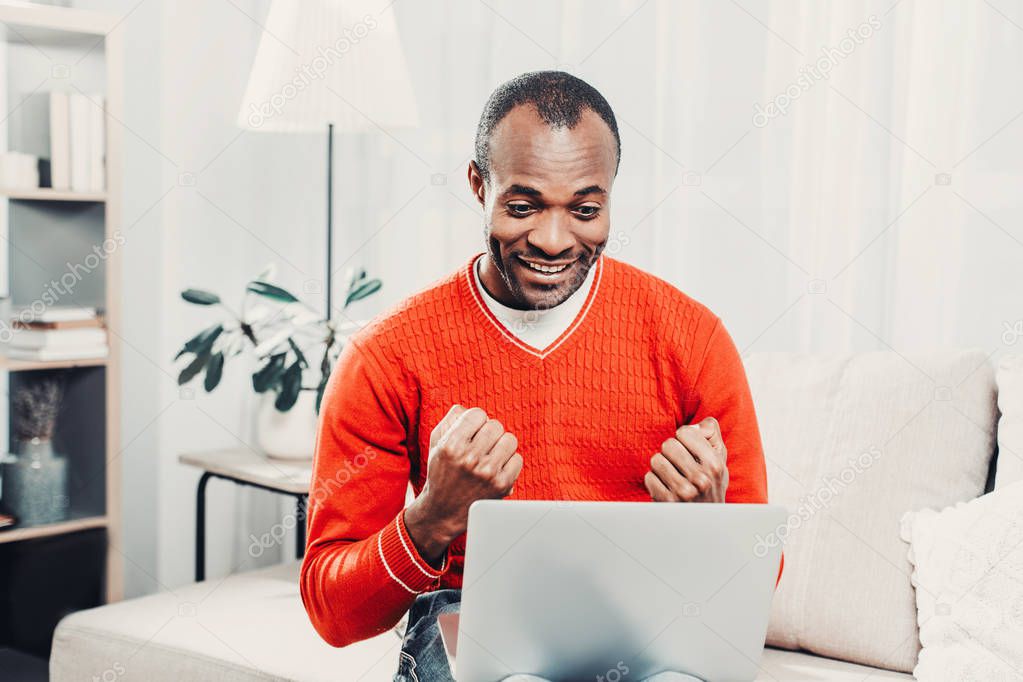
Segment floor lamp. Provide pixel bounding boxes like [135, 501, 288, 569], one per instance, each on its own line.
[236, 0, 420, 321]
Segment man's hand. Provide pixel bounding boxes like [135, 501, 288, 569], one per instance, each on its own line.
[404, 405, 523, 566]
[644, 417, 728, 503]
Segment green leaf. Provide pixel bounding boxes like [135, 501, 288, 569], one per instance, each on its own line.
[274, 361, 303, 411]
[246, 280, 299, 303]
[174, 324, 223, 360]
[252, 353, 286, 393]
[178, 350, 211, 385]
[204, 352, 224, 392]
[181, 288, 221, 305]
[288, 338, 308, 368]
[344, 279, 381, 307]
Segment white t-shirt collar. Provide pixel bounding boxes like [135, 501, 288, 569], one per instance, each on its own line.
[472, 254, 597, 350]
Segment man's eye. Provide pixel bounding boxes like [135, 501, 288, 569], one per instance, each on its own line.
[574, 206, 600, 218]
[507, 203, 534, 215]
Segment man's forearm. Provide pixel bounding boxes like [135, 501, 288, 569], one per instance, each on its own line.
[403, 497, 462, 568]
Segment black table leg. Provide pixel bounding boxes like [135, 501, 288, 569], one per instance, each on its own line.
[296, 496, 306, 560]
[196, 472, 212, 582]
[194, 472, 307, 581]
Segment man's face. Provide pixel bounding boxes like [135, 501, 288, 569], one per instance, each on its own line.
[469, 104, 617, 311]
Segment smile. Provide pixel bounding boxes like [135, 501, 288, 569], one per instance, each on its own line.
[519, 258, 571, 275]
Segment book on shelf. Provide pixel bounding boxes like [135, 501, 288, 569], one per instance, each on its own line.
[69, 94, 90, 192]
[8, 327, 107, 350]
[0, 152, 40, 190]
[14, 306, 98, 324]
[89, 96, 107, 193]
[4, 346, 107, 362]
[50, 91, 71, 190]
[12, 316, 103, 331]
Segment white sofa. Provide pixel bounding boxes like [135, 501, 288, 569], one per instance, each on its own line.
[50, 561, 911, 681]
[51, 350, 1020, 681]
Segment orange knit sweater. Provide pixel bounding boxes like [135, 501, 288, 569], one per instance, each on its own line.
[301, 253, 773, 648]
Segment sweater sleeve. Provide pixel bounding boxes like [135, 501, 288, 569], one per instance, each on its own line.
[687, 316, 784, 585]
[688, 317, 767, 505]
[300, 338, 447, 647]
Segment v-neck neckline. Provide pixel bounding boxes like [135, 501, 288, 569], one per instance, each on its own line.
[463, 252, 604, 361]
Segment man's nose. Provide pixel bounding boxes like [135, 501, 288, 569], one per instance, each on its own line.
[527, 213, 575, 257]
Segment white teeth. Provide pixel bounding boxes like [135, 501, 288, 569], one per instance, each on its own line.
[522, 260, 569, 274]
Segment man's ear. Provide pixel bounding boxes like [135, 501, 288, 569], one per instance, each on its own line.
[467, 161, 486, 208]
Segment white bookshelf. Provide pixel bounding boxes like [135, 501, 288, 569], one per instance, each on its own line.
[0, 0, 122, 617]
[0, 187, 106, 202]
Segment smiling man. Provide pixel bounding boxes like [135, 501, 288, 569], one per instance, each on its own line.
[301, 71, 772, 681]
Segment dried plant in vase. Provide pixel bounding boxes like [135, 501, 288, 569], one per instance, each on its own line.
[12, 371, 65, 446]
[1, 371, 70, 526]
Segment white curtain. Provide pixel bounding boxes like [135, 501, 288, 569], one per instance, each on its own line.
[335, 0, 1023, 362]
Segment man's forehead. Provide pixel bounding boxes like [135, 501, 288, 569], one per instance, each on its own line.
[488, 105, 617, 174]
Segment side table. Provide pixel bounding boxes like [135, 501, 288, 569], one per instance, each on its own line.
[179, 448, 312, 582]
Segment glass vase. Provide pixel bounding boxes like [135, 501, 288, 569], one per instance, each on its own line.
[0, 437, 69, 526]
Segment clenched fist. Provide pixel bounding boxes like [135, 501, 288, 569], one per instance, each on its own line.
[404, 405, 523, 565]
[644, 417, 728, 503]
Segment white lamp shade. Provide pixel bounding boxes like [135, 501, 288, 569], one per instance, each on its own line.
[237, 0, 419, 132]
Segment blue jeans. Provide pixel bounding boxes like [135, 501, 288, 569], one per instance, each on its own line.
[394, 589, 462, 682]
[394, 590, 699, 682]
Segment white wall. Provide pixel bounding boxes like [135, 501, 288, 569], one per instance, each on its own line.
[67, 0, 1023, 595]
[74, 0, 330, 594]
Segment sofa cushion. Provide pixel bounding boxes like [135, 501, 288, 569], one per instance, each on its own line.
[995, 354, 1023, 489]
[901, 480, 1023, 680]
[50, 562, 401, 682]
[744, 350, 997, 673]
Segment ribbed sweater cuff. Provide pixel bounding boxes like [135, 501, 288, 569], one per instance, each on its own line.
[376, 513, 448, 594]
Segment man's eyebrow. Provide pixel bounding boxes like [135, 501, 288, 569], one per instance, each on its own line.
[503, 184, 542, 198]
[501, 184, 607, 198]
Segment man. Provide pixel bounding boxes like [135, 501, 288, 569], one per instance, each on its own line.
[301, 71, 774, 681]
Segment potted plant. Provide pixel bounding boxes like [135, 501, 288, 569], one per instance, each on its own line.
[174, 267, 381, 459]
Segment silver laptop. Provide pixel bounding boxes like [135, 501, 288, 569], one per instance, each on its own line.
[439, 500, 785, 682]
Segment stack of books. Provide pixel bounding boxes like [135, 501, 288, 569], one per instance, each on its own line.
[5, 307, 108, 361]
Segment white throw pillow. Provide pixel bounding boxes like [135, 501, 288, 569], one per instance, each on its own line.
[744, 350, 997, 673]
[995, 355, 1023, 489]
[901, 480, 1023, 680]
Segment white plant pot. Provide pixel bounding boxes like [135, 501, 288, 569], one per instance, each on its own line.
[256, 390, 317, 460]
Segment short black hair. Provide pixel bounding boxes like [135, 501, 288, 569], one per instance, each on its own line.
[474, 71, 621, 184]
